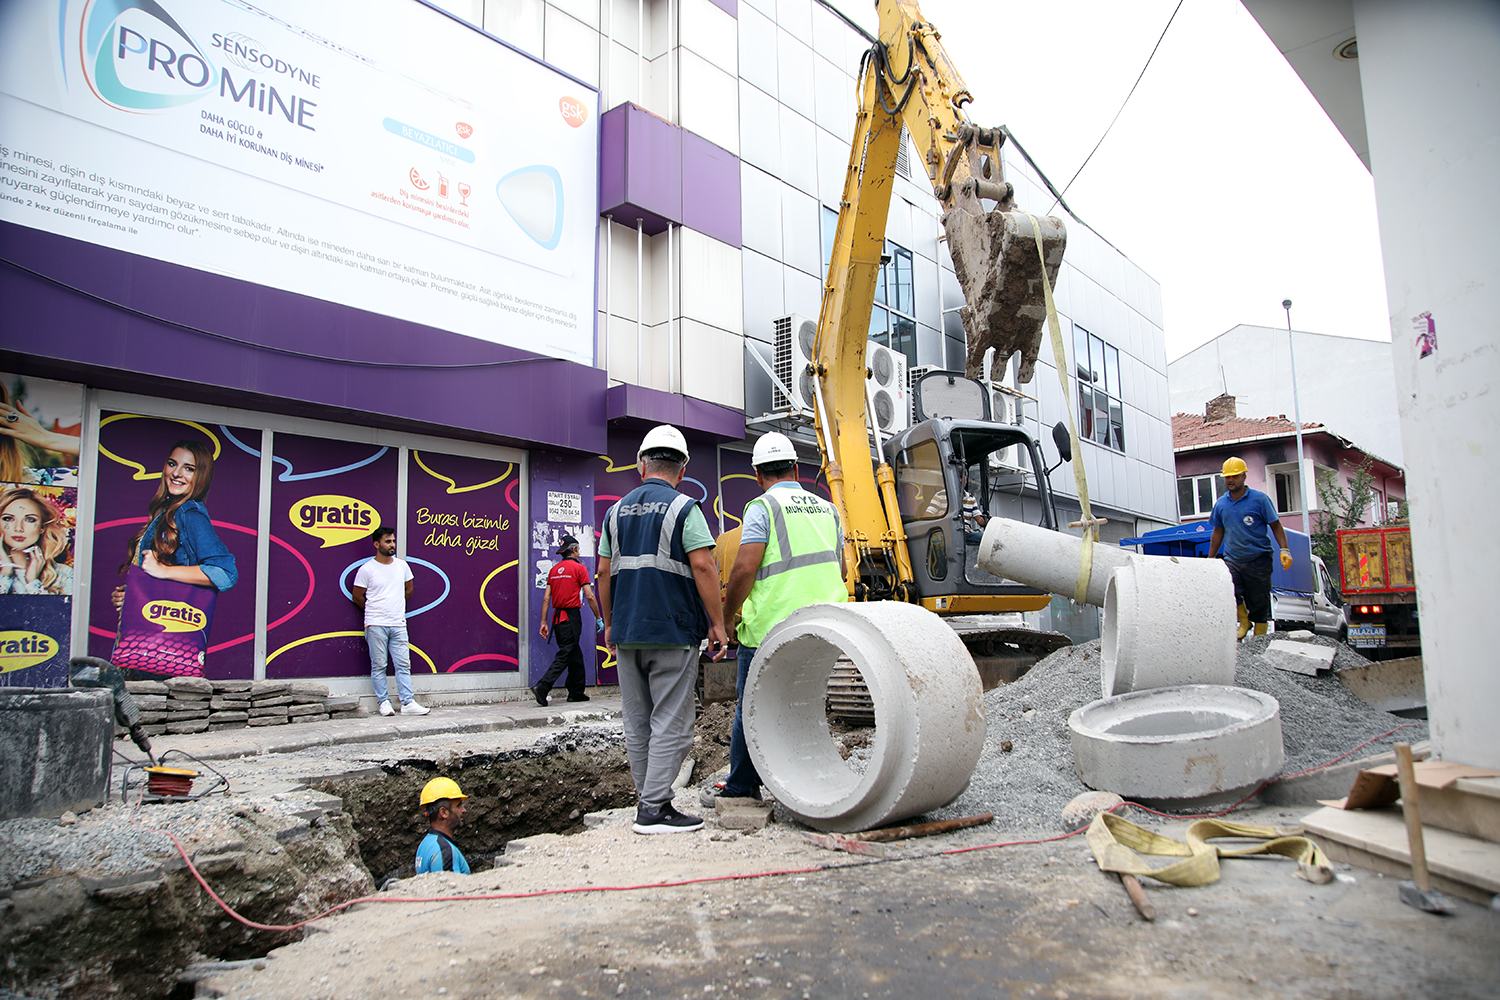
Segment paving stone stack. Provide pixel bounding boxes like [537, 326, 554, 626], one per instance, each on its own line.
[118, 677, 364, 736]
[287, 681, 331, 725]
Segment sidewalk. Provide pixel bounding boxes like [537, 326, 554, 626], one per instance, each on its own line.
[118, 693, 626, 763]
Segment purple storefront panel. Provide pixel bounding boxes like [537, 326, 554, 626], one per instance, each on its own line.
[717, 447, 833, 531]
[528, 452, 598, 686]
[89, 414, 261, 680]
[266, 435, 397, 680]
[407, 450, 521, 676]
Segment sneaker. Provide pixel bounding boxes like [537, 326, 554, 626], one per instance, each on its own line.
[566, 693, 590, 702]
[632, 803, 704, 835]
[378, 700, 395, 717]
[531, 685, 548, 707]
[401, 701, 430, 716]
[698, 781, 726, 809]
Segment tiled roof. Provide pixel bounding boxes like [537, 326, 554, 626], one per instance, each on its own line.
[1173, 412, 1323, 450]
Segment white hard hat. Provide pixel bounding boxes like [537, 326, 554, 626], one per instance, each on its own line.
[637, 424, 690, 464]
[751, 432, 798, 468]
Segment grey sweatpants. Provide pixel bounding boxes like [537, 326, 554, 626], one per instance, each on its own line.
[616, 646, 698, 809]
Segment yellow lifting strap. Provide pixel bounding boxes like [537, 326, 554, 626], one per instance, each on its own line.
[1086, 811, 1334, 887]
[1027, 214, 1100, 604]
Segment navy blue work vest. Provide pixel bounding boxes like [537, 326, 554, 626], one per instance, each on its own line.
[604, 478, 709, 647]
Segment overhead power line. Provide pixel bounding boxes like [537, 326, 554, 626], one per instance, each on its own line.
[1048, 0, 1186, 214]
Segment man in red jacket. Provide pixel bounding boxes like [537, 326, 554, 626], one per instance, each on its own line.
[534, 533, 602, 704]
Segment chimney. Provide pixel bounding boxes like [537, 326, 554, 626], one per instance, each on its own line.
[1205, 393, 1236, 423]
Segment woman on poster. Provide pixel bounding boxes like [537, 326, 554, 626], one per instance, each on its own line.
[0, 486, 74, 595]
[0, 382, 81, 484]
[111, 439, 238, 617]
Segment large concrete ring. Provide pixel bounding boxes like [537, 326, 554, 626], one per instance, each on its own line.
[1069, 685, 1284, 808]
[1101, 556, 1236, 697]
[744, 601, 985, 832]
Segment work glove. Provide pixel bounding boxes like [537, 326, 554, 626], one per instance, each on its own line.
[595, 617, 605, 634]
[1280, 548, 1293, 570]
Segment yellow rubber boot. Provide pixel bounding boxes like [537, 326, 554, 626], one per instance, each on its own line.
[1236, 603, 1251, 640]
[1253, 621, 1268, 636]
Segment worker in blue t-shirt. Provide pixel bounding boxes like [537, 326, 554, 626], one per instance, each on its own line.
[414, 777, 470, 875]
[1208, 457, 1293, 639]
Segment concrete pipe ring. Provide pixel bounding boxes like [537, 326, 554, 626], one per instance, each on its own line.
[743, 601, 985, 832]
[1068, 684, 1284, 808]
[1101, 555, 1237, 697]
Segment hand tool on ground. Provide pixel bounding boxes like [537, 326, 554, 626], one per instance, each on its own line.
[802, 814, 994, 856]
[1118, 873, 1155, 921]
[1393, 742, 1457, 915]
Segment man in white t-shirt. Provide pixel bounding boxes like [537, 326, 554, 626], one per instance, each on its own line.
[352, 526, 429, 717]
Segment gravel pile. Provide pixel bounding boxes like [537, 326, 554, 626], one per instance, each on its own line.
[928, 636, 1427, 833]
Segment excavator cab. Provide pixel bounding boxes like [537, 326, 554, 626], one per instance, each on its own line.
[885, 418, 1061, 614]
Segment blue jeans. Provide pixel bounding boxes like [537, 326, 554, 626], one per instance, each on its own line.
[724, 644, 762, 798]
[365, 625, 413, 705]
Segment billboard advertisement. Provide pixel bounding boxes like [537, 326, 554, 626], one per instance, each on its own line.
[0, 372, 82, 688]
[0, 0, 598, 364]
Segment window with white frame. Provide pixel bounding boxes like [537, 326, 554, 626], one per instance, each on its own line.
[1177, 473, 1225, 519]
[870, 240, 916, 366]
[1073, 324, 1124, 451]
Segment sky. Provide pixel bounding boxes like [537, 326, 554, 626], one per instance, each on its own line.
[840, 0, 1392, 362]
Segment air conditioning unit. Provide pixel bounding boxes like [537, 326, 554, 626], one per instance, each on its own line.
[987, 383, 1025, 473]
[772, 313, 818, 414]
[865, 342, 909, 437]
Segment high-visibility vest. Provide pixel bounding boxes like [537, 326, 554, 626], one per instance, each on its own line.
[737, 487, 847, 647]
[604, 479, 710, 646]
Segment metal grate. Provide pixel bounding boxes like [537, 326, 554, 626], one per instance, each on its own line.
[895, 125, 911, 179]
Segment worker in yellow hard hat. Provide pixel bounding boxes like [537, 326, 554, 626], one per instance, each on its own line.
[1207, 456, 1293, 639]
[414, 777, 470, 874]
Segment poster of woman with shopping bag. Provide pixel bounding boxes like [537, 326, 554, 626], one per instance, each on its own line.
[110, 440, 238, 677]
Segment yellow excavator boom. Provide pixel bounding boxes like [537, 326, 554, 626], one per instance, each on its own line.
[813, 0, 1067, 600]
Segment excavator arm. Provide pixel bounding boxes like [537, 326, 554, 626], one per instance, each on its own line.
[813, 0, 1067, 601]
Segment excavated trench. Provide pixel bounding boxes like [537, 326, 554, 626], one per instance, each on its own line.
[0, 734, 640, 1000]
[321, 736, 639, 883]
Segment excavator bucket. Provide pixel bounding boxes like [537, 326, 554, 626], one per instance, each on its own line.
[945, 208, 1066, 385]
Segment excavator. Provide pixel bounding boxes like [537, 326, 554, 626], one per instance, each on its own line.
[796, 0, 1076, 678]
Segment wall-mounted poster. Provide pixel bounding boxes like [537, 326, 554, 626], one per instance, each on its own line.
[406, 450, 520, 675]
[265, 434, 397, 679]
[89, 414, 261, 679]
[1, 373, 83, 688]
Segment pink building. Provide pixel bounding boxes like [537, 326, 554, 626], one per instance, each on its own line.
[1172, 394, 1405, 534]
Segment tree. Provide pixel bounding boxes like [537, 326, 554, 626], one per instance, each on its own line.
[1311, 460, 1378, 568]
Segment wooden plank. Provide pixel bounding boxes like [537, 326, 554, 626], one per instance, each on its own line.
[1301, 805, 1500, 903]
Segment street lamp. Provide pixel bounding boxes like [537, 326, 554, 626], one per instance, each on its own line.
[1283, 299, 1312, 531]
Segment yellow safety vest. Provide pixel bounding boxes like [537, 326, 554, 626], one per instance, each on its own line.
[737, 487, 847, 647]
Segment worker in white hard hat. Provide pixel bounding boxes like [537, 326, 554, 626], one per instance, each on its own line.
[708, 432, 847, 807]
[597, 424, 727, 835]
[1207, 456, 1293, 639]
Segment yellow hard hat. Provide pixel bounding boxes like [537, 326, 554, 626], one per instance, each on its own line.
[419, 777, 467, 806]
[1222, 457, 1248, 476]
